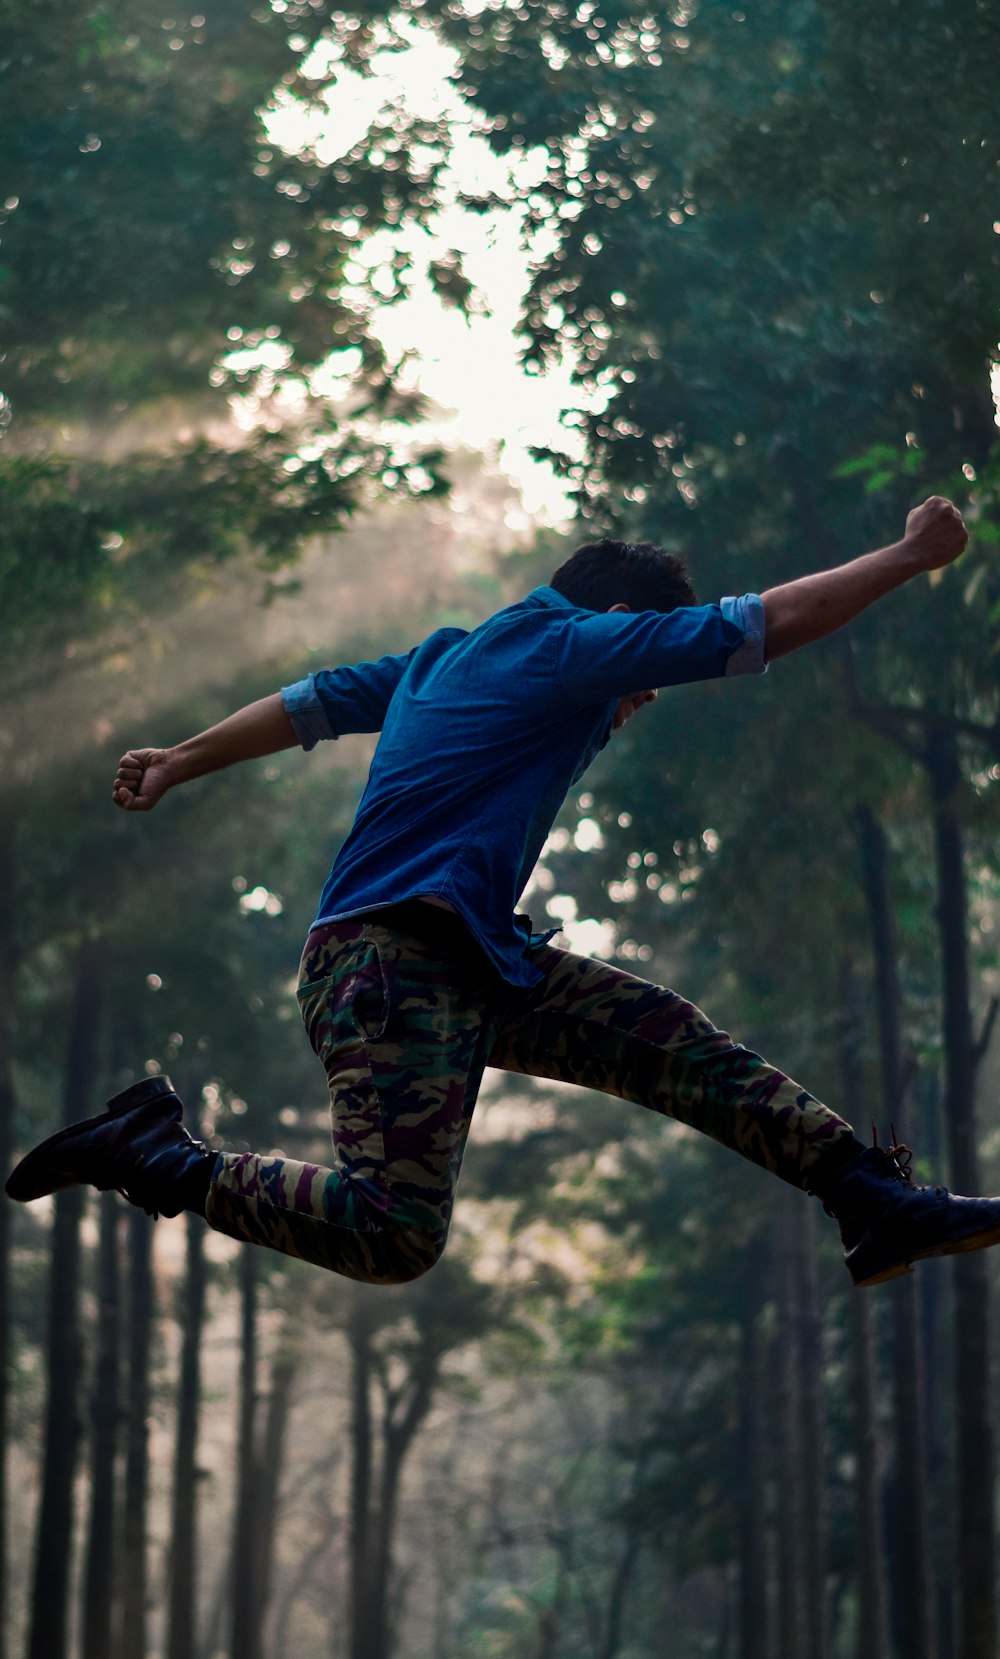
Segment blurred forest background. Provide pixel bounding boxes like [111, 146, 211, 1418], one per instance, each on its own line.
[3, 2, 1000, 1658]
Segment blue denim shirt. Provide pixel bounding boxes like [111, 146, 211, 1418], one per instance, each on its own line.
[282, 586, 766, 986]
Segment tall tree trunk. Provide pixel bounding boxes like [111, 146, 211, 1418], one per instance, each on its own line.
[348, 1288, 376, 1659]
[82, 1194, 122, 1659]
[926, 732, 995, 1659]
[0, 795, 17, 1659]
[915, 1070, 956, 1659]
[346, 1290, 443, 1659]
[738, 1239, 768, 1659]
[531, 1535, 572, 1659]
[372, 1337, 440, 1659]
[773, 1195, 805, 1659]
[598, 1526, 640, 1659]
[167, 1213, 207, 1659]
[795, 1203, 828, 1659]
[850, 1294, 887, 1659]
[118, 1206, 155, 1659]
[856, 806, 935, 1658]
[26, 938, 103, 1659]
[346, 1277, 484, 1659]
[230, 1245, 262, 1659]
[254, 1316, 302, 1653]
[838, 948, 889, 1659]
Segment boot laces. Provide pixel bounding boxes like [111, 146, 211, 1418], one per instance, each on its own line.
[873, 1122, 914, 1186]
[872, 1124, 947, 1196]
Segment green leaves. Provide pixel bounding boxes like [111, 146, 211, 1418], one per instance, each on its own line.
[0, 457, 113, 663]
[0, 428, 446, 690]
[834, 441, 928, 496]
[0, 0, 462, 699]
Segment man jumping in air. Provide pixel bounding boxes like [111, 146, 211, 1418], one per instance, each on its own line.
[9, 495, 1000, 1288]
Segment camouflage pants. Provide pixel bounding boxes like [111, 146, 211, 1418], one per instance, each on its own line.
[205, 912, 858, 1283]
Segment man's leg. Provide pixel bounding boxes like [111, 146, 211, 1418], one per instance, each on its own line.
[489, 943, 862, 1187]
[488, 943, 1000, 1286]
[6, 913, 501, 1285]
[205, 915, 501, 1282]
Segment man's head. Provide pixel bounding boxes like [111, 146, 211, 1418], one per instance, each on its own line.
[548, 538, 697, 615]
[549, 539, 697, 731]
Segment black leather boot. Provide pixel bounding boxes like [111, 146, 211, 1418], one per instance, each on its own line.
[818, 1130, 1000, 1287]
[5, 1075, 216, 1219]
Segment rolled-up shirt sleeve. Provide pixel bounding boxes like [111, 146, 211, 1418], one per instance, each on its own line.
[720, 593, 767, 676]
[281, 649, 416, 750]
[281, 675, 336, 750]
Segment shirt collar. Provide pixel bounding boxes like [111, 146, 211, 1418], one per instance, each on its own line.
[523, 585, 575, 611]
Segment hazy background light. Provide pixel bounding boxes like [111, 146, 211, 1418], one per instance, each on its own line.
[267, 24, 606, 523]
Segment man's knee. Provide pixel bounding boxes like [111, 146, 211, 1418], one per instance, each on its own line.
[377, 1223, 448, 1285]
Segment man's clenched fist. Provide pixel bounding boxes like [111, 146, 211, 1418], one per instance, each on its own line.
[113, 748, 174, 811]
[904, 496, 969, 571]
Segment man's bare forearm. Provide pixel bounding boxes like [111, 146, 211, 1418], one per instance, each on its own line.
[761, 539, 923, 659]
[113, 692, 298, 812]
[760, 496, 968, 660]
[167, 693, 298, 783]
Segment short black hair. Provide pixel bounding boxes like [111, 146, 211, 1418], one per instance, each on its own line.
[548, 539, 697, 614]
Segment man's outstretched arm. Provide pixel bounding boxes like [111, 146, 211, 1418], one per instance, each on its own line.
[113, 692, 298, 812]
[761, 496, 969, 660]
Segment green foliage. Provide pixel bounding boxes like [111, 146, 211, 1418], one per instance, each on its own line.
[834, 441, 929, 495]
[0, 0, 446, 417]
[413, 0, 998, 546]
[0, 457, 113, 659]
[0, 437, 447, 691]
[0, 0, 456, 707]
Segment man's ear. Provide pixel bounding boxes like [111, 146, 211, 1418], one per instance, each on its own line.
[607, 602, 632, 614]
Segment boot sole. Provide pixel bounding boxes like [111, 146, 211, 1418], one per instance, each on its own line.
[851, 1222, 1000, 1287]
[5, 1078, 180, 1203]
